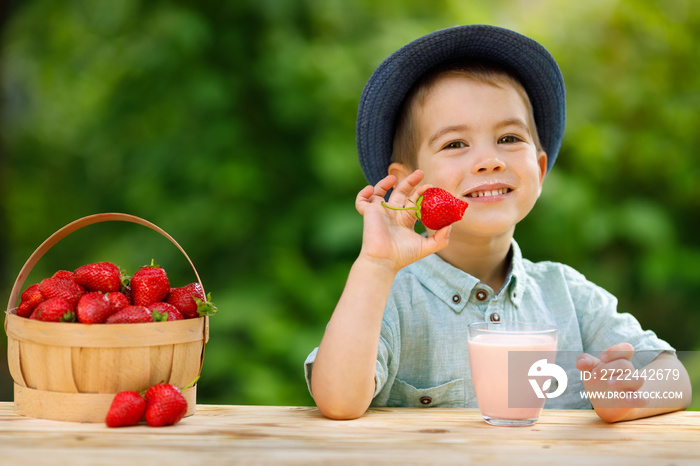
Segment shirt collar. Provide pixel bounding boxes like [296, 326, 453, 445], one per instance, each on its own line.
[505, 238, 525, 308]
[406, 238, 526, 313]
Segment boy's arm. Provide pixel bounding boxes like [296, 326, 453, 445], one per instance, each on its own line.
[310, 171, 450, 420]
[576, 343, 692, 423]
[309, 257, 396, 420]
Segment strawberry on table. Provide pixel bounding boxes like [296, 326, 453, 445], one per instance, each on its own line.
[383, 187, 469, 230]
[105, 305, 154, 324]
[31, 298, 76, 322]
[38, 278, 85, 308]
[144, 383, 188, 427]
[166, 282, 217, 319]
[131, 260, 170, 306]
[76, 292, 116, 323]
[74, 261, 123, 293]
[105, 391, 146, 427]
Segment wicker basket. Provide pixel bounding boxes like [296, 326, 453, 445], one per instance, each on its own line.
[4, 213, 209, 422]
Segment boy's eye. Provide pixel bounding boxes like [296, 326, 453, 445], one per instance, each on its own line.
[498, 135, 523, 144]
[444, 141, 466, 149]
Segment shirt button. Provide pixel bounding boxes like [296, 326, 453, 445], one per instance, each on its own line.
[490, 313, 501, 322]
[452, 294, 461, 304]
[475, 290, 488, 301]
[420, 396, 432, 405]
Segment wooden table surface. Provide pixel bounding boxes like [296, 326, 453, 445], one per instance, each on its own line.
[0, 403, 698, 465]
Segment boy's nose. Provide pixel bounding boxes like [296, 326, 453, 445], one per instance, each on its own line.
[473, 155, 506, 174]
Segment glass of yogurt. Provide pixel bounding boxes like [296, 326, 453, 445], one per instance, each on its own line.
[468, 321, 558, 426]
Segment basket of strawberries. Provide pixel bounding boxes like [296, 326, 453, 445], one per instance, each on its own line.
[4, 213, 217, 422]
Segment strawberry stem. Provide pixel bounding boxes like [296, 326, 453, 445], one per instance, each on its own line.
[194, 293, 218, 316]
[183, 376, 200, 389]
[60, 311, 77, 323]
[380, 201, 418, 212]
[381, 196, 424, 221]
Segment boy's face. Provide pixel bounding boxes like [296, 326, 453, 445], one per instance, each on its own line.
[390, 75, 547, 239]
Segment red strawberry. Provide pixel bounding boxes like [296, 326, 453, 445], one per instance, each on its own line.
[74, 261, 123, 293]
[105, 305, 153, 324]
[52, 270, 75, 281]
[105, 391, 146, 427]
[31, 298, 76, 322]
[383, 187, 469, 230]
[17, 301, 35, 318]
[106, 291, 130, 312]
[21, 283, 44, 308]
[166, 283, 217, 319]
[144, 383, 188, 427]
[124, 285, 133, 303]
[149, 302, 183, 321]
[18, 284, 44, 317]
[77, 292, 116, 323]
[131, 260, 170, 306]
[38, 278, 85, 308]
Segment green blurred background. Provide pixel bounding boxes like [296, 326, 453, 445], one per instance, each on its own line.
[0, 0, 698, 409]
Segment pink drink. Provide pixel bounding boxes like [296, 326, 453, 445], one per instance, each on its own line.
[467, 322, 557, 426]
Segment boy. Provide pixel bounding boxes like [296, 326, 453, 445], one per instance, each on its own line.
[304, 25, 690, 422]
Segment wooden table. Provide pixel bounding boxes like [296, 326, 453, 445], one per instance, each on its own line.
[0, 403, 698, 465]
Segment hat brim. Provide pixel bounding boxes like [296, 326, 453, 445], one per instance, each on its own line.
[356, 24, 565, 186]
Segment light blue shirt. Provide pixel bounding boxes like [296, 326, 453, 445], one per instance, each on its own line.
[304, 240, 674, 409]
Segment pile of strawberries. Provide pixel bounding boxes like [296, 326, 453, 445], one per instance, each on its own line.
[106, 382, 191, 428]
[16, 260, 217, 323]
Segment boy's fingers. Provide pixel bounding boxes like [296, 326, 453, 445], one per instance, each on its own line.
[389, 170, 424, 204]
[373, 175, 397, 199]
[424, 225, 451, 254]
[600, 343, 635, 363]
[576, 353, 599, 372]
[355, 185, 375, 213]
[599, 358, 644, 390]
[356, 175, 398, 212]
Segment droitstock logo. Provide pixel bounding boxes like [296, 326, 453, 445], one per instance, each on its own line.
[527, 359, 568, 399]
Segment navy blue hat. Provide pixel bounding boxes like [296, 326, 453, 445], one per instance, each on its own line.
[356, 24, 566, 186]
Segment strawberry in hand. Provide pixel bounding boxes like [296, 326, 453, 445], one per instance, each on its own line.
[383, 187, 468, 230]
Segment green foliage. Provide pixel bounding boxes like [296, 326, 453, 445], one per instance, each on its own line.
[1, 0, 698, 408]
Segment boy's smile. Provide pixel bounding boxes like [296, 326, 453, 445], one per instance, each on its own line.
[463, 182, 514, 202]
[393, 74, 547, 239]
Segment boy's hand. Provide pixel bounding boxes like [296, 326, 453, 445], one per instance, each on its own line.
[576, 343, 648, 422]
[355, 170, 450, 272]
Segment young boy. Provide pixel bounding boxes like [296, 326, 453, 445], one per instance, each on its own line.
[304, 25, 691, 422]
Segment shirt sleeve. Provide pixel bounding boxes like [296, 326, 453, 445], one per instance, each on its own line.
[573, 271, 674, 368]
[303, 310, 396, 399]
[303, 347, 318, 397]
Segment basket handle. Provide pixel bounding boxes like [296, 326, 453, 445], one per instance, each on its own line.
[6, 213, 205, 323]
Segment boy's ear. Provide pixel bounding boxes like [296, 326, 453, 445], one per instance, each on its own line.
[537, 150, 548, 191]
[388, 162, 413, 185]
